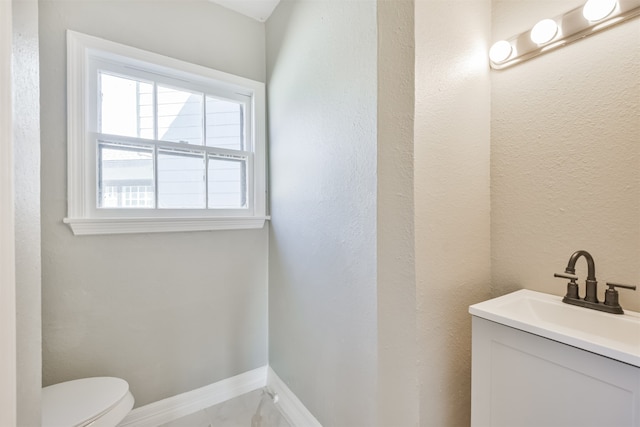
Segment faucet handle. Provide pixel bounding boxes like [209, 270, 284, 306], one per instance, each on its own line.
[554, 272, 578, 281]
[605, 282, 637, 291]
[604, 282, 637, 310]
[554, 272, 579, 300]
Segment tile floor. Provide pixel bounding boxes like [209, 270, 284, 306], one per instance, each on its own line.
[159, 389, 292, 427]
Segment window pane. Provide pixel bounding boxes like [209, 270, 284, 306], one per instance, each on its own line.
[98, 142, 154, 208]
[100, 73, 154, 139]
[208, 156, 247, 209]
[157, 86, 203, 145]
[158, 149, 205, 209]
[206, 97, 244, 150]
[137, 85, 155, 139]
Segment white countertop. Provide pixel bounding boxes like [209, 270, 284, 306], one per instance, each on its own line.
[469, 289, 640, 367]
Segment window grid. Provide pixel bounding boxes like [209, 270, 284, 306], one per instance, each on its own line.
[97, 71, 249, 211]
[97, 135, 250, 210]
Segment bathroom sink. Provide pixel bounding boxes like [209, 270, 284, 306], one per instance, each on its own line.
[469, 289, 640, 367]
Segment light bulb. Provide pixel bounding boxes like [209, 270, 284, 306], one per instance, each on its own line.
[530, 19, 558, 45]
[583, 0, 617, 21]
[489, 40, 513, 64]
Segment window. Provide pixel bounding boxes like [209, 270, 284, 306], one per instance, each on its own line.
[65, 31, 266, 235]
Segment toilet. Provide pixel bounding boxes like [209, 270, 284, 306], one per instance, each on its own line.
[42, 377, 134, 427]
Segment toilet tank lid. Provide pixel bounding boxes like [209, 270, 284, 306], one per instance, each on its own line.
[42, 377, 131, 427]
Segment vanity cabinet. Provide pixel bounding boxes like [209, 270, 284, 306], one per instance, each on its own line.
[471, 317, 640, 427]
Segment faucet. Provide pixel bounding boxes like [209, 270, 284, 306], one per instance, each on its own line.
[554, 250, 636, 314]
[564, 250, 598, 303]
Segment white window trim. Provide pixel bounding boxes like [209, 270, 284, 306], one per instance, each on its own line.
[65, 30, 267, 235]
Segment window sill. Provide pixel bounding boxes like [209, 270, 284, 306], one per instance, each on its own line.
[63, 216, 269, 236]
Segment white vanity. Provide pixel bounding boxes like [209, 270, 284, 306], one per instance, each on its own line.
[469, 290, 640, 427]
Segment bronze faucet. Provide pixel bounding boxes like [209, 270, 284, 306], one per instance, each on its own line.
[565, 250, 598, 303]
[554, 250, 636, 314]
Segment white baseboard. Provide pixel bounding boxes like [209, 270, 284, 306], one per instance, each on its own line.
[267, 367, 322, 427]
[118, 365, 322, 427]
[119, 366, 267, 427]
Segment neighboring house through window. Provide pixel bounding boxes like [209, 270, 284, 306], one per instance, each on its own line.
[65, 31, 267, 235]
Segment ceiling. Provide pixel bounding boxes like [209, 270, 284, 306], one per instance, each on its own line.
[209, 0, 281, 22]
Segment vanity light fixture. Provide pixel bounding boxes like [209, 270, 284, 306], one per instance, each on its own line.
[489, 0, 640, 69]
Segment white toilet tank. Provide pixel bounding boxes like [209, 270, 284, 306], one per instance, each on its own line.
[42, 377, 134, 427]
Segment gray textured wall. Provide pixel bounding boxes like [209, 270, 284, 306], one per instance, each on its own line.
[39, 0, 269, 407]
[266, 1, 379, 425]
[376, 1, 418, 425]
[13, 0, 42, 424]
[0, 0, 13, 420]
